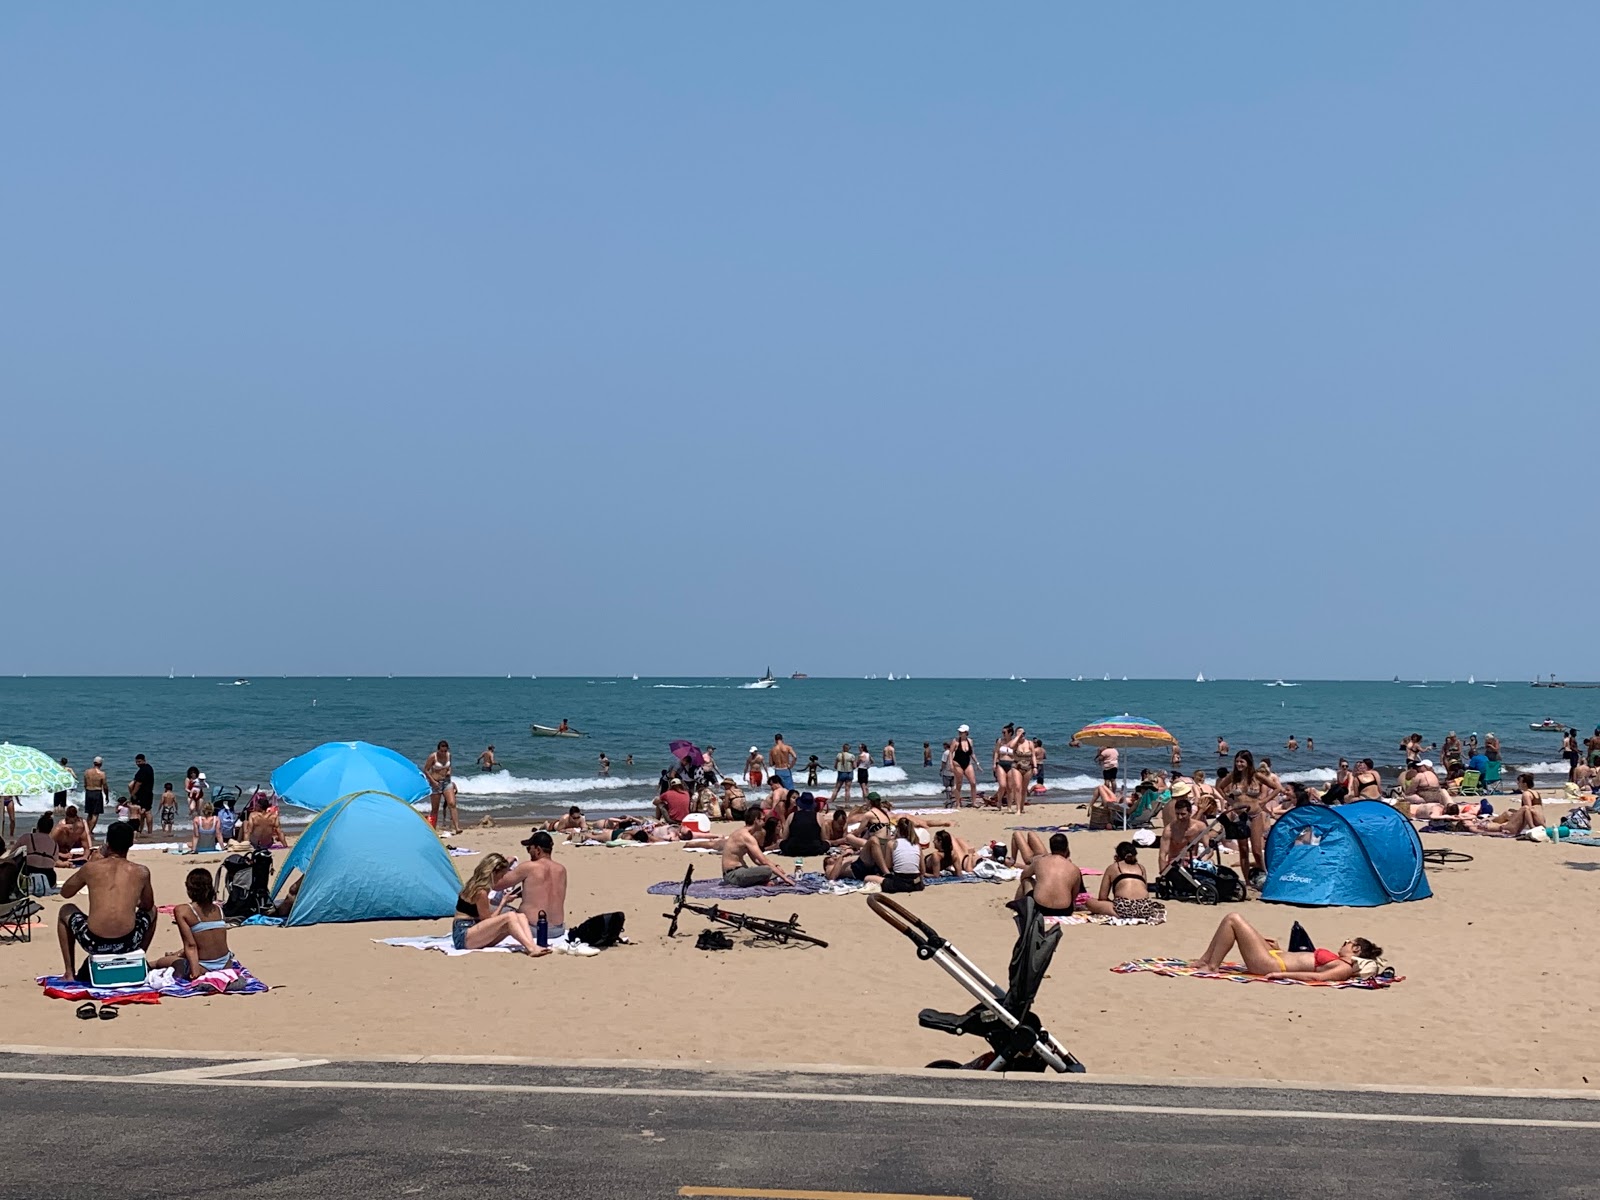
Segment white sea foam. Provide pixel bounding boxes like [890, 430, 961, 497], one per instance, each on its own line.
[1514, 761, 1570, 776]
[450, 771, 649, 796]
[1279, 768, 1337, 784]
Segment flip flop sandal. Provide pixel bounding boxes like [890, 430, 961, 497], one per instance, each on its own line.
[75, 1002, 98, 1020]
[98, 1006, 119, 1020]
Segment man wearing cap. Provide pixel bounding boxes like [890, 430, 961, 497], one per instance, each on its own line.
[503, 831, 569, 940]
[745, 746, 765, 789]
[82, 757, 108, 835]
[769, 734, 796, 790]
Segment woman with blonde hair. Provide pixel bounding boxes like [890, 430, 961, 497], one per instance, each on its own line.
[454, 853, 550, 955]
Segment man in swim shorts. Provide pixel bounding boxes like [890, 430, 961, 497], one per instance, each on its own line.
[1013, 833, 1083, 917]
[56, 820, 156, 977]
[720, 809, 794, 888]
[81, 756, 108, 835]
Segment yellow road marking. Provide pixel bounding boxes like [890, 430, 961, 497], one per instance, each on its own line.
[680, 1190, 970, 1200]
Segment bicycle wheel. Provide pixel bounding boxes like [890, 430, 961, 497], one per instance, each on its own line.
[1422, 848, 1473, 864]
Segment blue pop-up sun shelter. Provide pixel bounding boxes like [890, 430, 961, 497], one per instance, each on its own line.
[271, 790, 461, 926]
[1261, 800, 1432, 907]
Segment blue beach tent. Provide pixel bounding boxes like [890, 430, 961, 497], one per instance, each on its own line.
[1261, 800, 1432, 907]
[272, 790, 461, 926]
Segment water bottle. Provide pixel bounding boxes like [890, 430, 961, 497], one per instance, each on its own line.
[536, 910, 549, 947]
[793, 856, 804, 880]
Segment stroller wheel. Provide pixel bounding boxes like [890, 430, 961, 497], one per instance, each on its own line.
[925, 1059, 967, 1070]
[1196, 878, 1219, 905]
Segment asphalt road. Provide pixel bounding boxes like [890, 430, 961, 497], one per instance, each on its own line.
[2, 1051, 1596, 1200]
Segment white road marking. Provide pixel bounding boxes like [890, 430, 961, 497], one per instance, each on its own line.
[0, 1071, 1594, 1129]
[2, 1044, 1594, 1102]
[128, 1057, 329, 1081]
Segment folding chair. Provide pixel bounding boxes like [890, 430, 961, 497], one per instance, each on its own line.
[0, 858, 40, 944]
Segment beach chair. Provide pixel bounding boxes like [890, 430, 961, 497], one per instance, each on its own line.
[0, 857, 39, 944]
[1482, 761, 1505, 793]
[1457, 770, 1485, 797]
[1090, 787, 1167, 830]
[867, 893, 1085, 1073]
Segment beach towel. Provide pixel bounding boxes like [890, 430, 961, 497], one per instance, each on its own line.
[37, 962, 269, 1002]
[376, 933, 579, 957]
[445, 846, 476, 857]
[645, 871, 992, 900]
[1565, 835, 1600, 848]
[1007, 825, 1090, 833]
[1111, 957, 1400, 989]
[238, 914, 285, 927]
[1047, 909, 1165, 927]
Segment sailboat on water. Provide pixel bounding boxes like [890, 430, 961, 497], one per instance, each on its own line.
[1196, 671, 1206, 683]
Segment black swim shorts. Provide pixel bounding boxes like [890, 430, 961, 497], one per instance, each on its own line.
[66, 908, 154, 956]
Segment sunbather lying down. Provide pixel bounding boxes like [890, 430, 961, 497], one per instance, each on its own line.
[1414, 802, 1543, 836]
[1191, 913, 1384, 982]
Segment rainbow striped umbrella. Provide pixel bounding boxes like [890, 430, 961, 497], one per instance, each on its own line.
[1071, 714, 1176, 749]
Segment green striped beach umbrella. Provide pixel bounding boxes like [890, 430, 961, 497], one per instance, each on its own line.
[0, 743, 74, 795]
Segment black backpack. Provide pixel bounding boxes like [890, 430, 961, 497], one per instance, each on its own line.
[217, 850, 274, 920]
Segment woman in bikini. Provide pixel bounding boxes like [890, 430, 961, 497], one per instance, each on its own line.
[1353, 758, 1384, 800]
[1085, 841, 1164, 921]
[189, 802, 220, 854]
[452, 853, 550, 955]
[1216, 750, 1271, 886]
[950, 726, 978, 807]
[992, 726, 1017, 806]
[1008, 729, 1035, 815]
[154, 869, 236, 980]
[1190, 912, 1383, 982]
[928, 829, 978, 875]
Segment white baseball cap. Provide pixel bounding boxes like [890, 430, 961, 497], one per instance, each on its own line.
[749, 745, 758, 754]
[958, 724, 970, 733]
[1419, 759, 1434, 770]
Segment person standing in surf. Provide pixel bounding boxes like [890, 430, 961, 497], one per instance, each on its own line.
[424, 741, 460, 833]
[950, 725, 978, 807]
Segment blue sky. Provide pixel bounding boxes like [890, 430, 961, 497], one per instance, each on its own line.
[4, 5, 1595, 679]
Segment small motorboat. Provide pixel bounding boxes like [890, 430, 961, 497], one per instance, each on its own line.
[747, 667, 778, 690]
[1529, 719, 1567, 732]
[531, 723, 584, 738]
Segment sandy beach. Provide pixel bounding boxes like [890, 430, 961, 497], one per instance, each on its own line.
[5, 804, 1598, 1090]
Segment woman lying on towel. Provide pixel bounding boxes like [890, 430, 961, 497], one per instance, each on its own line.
[454, 854, 550, 956]
[1191, 913, 1383, 982]
[1084, 841, 1164, 921]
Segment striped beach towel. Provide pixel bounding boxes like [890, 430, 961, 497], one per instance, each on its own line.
[1111, 957, 1400, 988]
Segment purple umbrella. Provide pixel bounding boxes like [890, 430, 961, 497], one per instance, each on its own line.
[668, 740, 705, 768]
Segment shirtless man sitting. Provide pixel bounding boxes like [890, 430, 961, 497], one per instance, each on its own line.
[720, 808, 794, 888]
[1012, 833, 1084, 918]
[1161, 796, 1211, 872]
[56, 821, 155, 978]
[52, 805, 95, 865]
[502, 831, 570, 940]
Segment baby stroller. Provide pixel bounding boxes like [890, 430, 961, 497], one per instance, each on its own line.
[868, 893, 1085, 1073]
[217, 850, 275, 921]
[1154, 855, 1247, 905]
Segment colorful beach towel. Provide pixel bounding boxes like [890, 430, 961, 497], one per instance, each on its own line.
[1111, 957, 1400, 988]
[1006, 825, 1090, 833]
[37, 962, 270, 1002]
[1565, 835, 1600, 848]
